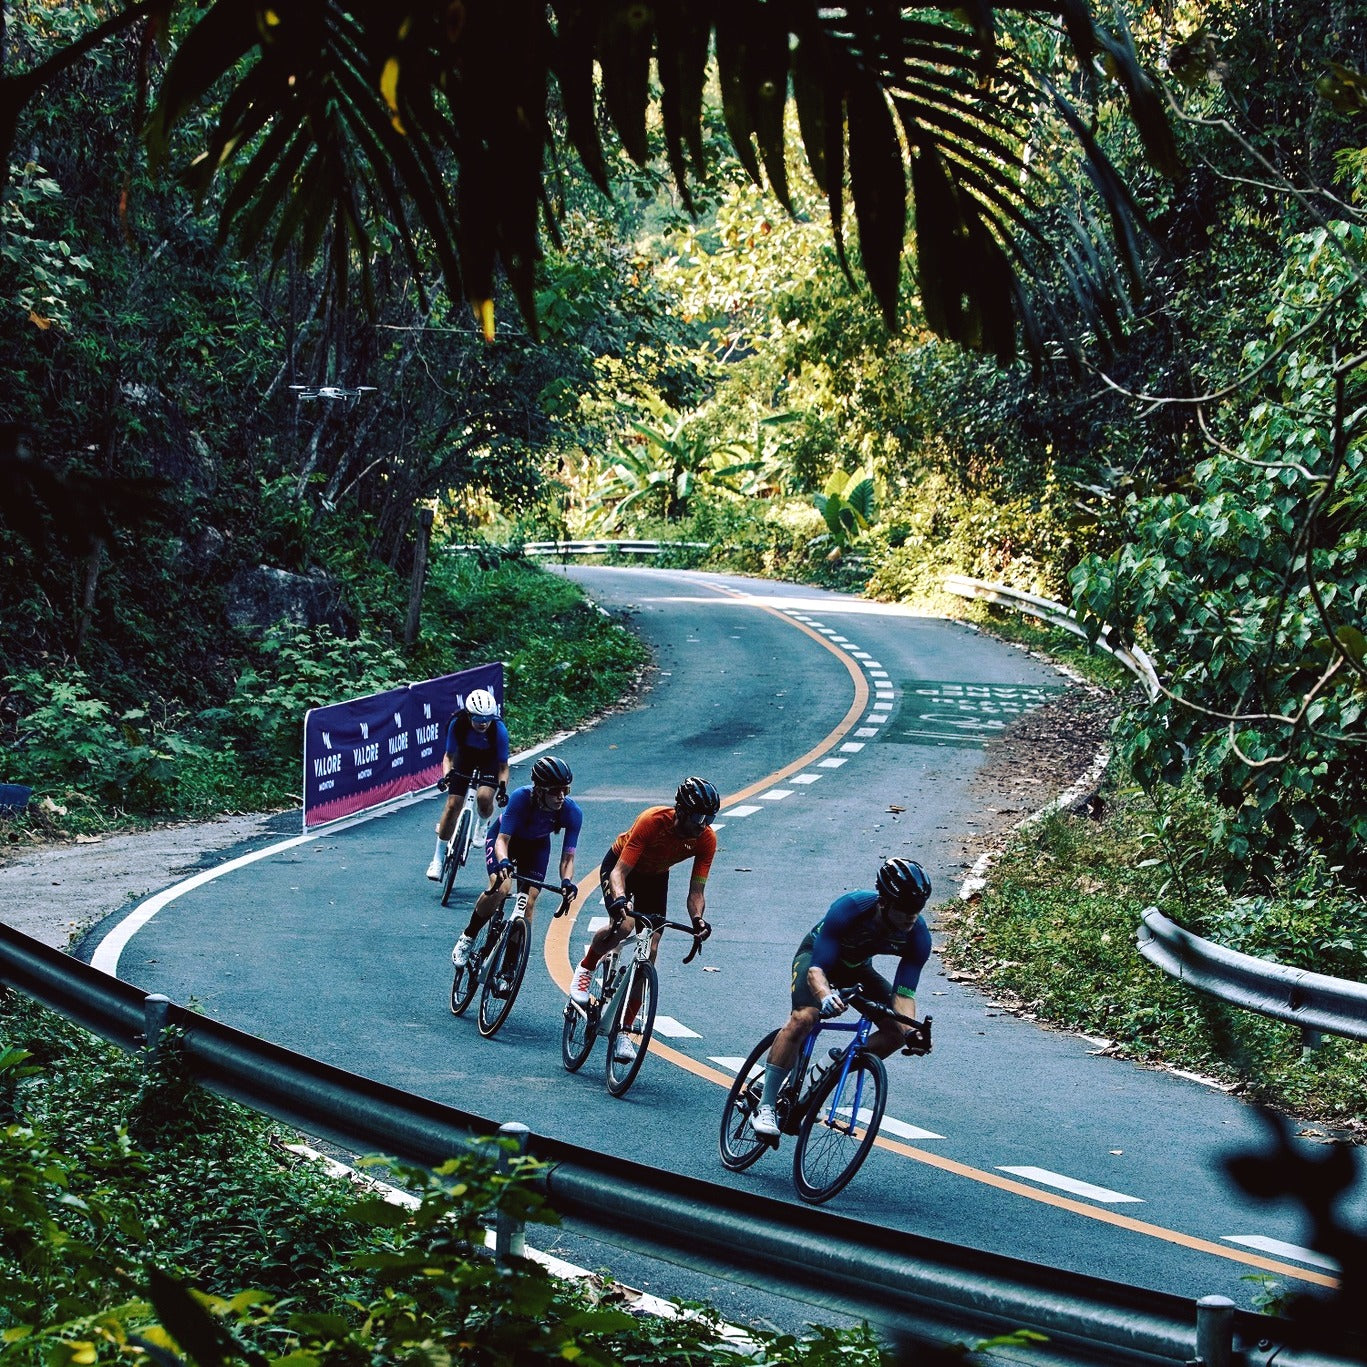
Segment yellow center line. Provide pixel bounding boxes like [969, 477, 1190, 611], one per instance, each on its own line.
[544, 581, 868, 977]
[538, 581, 1336, 1291]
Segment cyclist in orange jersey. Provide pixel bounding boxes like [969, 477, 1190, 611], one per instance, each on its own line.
[569, 777, 720, 1052]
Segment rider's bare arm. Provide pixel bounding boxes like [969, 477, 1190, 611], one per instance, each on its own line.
[686, 877, 706, 924]
[608, 857, 633, 907]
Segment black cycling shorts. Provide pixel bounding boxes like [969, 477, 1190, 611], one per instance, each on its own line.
[599, 848, 669, 921]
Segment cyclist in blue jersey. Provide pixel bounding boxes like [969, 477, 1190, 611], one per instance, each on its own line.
[426, 688, 510, 881]
[451, 755, 582, 967]
[751, 857, 933, 1138]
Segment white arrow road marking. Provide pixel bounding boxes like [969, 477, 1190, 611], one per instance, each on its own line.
[997, 1166, 1143, 1203]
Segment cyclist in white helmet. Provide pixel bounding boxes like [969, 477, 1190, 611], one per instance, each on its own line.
[426, 688, 510, 881]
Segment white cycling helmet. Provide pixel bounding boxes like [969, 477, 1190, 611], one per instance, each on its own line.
[464, 688, 499, 719]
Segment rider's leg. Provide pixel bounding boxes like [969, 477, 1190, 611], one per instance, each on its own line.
[429, 789, 462, 877]
[581, 915, 627, 970]
[468, 871, 512, 936]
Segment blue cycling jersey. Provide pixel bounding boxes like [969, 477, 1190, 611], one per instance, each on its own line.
[497, 785, 583, 849]
[808, 890, 931, 998]
[444, 713, 509, 768]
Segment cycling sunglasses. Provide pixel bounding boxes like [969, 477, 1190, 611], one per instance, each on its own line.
[675, 806, 714, 829]
[470, 715, 493, 728]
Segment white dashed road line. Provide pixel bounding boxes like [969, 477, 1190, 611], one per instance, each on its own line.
[652, 1015, 702, 1039]
[1222, 1235, 1339, 1270]
[996, 1166, 1144, 1204]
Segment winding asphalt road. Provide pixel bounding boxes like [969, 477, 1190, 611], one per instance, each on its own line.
[83, 567, 1356, 1316]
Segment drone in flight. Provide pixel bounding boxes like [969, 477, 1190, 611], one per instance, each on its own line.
[289, 384, 377, 405]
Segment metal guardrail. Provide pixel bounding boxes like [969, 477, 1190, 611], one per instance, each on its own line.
[447, 539, 707, 558]
[1, 924, 1357, 1367]
[521, 539, 707, 557]
[943, 574, 1160, 700]
[1139, 908, 1367, 1046]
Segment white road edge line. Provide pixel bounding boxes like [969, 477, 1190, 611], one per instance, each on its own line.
[90, 734, 578, 978]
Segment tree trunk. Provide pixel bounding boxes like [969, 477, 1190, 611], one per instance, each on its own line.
[404, 506, 435, 649]
[74, 543, 103, 655]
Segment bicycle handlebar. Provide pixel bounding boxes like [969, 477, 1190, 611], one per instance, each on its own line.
[843, 987, 933, 1055]
[615, 896, 709, 963]
[500, 867, 576, 917]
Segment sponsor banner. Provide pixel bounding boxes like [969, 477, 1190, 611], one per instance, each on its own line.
[302, 662, 503, 830]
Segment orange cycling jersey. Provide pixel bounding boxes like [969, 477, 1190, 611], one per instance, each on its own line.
[610, 806, 717, 880]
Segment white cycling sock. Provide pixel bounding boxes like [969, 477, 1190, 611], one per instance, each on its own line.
[760, 1062, 787, 1108]
[434, 837, 445, 862]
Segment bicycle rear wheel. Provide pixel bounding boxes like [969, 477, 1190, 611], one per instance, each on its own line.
[718, 1028, 780, 1172]
[792, 1050, 887, 1203]
[477, 915, 530, 1038]
[604, 960, 657, 1097]
[440, 809, 472, 907]
[561, 961, 607, 1072]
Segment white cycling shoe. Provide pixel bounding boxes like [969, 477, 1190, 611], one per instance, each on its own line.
[752, 1104, 781, 1138]
[426, 857, 443, 881]
[451, 934, 474, 968]
[613, 1036, 638, 1064]
[569, 966, 592, 1005]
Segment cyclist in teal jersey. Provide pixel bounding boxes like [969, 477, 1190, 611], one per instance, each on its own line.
[752, 857, 933, 1138]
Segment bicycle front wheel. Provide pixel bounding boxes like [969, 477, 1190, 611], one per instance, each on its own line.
[792, 1050, 888, 1203]
[604, 959, 657, 1097]
[449, 915, 494, 1017]
[719, 1028, 780, 1172]
[561, 961, 607, 1072]
[477, 917, 530, 1038]
[440, 810, 472, 907]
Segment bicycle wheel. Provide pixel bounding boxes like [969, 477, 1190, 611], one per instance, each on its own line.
[560, 960, 607, 1072]
[718, 1028, 780, 1172]
[604, 960, 657, 1097]
[440, 810, 472, 907]
[449, 914, 495, 1017]
[792, 1050, 888, 1203]
[477, 915, 530, 1038]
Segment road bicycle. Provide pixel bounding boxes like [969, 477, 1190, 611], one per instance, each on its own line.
[560, 902, 705, 1098]
[719, 988, 932, 1203]
[436, 772, 481, 907]
[449, 869, 574, 1039]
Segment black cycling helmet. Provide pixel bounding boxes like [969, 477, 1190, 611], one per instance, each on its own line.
[531, 755, 573, 788]
[875, 858, 932, 914]
[675, 776, 720, 819]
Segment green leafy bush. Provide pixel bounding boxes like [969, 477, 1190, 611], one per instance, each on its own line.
[3, 670, 218, 820]
[223, 627, 410, 766]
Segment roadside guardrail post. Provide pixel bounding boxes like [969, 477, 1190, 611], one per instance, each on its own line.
[1301, 1025, 1323, 1057]
[495, 1121, 529, 1262]
[141, 993, 171, 1069]
[1195, 1294, 1234, 1367]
